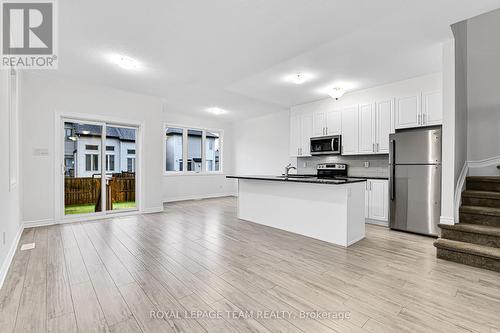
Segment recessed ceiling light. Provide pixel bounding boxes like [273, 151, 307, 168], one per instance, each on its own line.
[107, 53, 141, 71]
[206, 107, 227, 115]
[328, 87, 346, 100]
[285, 73, 313, 85]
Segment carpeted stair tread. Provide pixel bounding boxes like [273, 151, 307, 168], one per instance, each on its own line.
[438, 223, 500, 237]
[434, 239, 500, 260]
[462, 190, 500, 199]
[460, 205, 500, 217]
[466, 176, 500, 183]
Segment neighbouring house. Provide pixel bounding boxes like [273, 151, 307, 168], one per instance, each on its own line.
[165, 128, 220, 172]
[64, 123, 136, 177]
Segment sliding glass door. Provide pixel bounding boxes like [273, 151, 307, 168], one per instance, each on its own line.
[63, 120, 138, 216]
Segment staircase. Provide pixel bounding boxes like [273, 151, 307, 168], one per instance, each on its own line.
[434, 176, 500, 272]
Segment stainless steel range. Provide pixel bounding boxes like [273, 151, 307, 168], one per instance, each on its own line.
[317, 163, 348, 178]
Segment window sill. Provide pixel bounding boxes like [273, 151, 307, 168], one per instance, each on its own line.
[163, 172, 225, 177]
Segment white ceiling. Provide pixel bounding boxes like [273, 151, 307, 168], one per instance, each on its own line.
[39, 0, 500, 121]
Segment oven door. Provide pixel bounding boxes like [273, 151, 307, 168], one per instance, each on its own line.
[310, 136, 341, 155]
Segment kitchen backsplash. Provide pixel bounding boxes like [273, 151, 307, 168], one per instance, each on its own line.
[297, 155, 389, 178]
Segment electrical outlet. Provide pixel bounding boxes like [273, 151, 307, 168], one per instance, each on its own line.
[364, 161, 370, 168]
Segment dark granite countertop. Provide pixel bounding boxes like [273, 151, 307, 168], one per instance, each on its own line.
[226, 175, 367, 185]
[347, 176, 389, 180]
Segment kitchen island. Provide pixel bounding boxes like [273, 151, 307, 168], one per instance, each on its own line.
[227, 175, 367, 247]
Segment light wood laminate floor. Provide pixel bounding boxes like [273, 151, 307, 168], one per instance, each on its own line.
[1, 197, 500, 333]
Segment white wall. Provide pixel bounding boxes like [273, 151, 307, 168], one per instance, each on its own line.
[163, 110, 237, 202]
[20, 73, 164, 223]
[0, 70, 21, 286]
[466, 8, 500, 168]
[232, 110, 293, 175]
[441, 38, 457, 225]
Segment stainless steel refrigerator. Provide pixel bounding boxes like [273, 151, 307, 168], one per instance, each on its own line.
[389, 126, 442, 236]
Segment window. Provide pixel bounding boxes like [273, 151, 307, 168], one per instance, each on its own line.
[85, 154, 99, 172]
[65, 128, 73, 139]
[106, 146, 114, 151]
[187, 129, 202, 172]
[165, 127, 183, 172]
[127, 157, 135, 172]
[106, 155, 115, 171]
[164, 125, 222, 174]
[85, 144, 99, 150]
[206, 131, 220, 172]
[127, 149, 135, 155]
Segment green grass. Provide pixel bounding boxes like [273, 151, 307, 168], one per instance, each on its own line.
[65, 201, 136, 215]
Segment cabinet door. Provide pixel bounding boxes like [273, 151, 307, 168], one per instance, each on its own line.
[300, 113, 314, 156]
[326, 110, 342, 135]
[289, 114, 301, 157]
[376, 99, 393, 154]
[368, 180, 388, 221]
[396, 95, 420, 129]
[365, 181, 370, 219]
[341, 106, 359, 155]
[312, 112, 326, 137]
[422, 91, 442, 126]
[358, 103, 375, 154]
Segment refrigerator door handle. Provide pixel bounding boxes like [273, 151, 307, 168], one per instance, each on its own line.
[389, 139, 396, 200]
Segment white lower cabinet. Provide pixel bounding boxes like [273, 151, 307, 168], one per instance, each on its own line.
[365, 179, 389, 222]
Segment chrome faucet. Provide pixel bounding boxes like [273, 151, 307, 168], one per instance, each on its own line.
[284, 163, 297, 177]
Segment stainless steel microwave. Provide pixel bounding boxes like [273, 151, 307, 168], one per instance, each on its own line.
[310, 135, 341, 155]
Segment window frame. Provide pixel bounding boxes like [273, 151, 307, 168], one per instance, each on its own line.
[163, 123, 223, 176]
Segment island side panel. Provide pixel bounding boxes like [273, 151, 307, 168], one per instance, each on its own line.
[237, 179, 351, 246]
[347, 182, 366, 245]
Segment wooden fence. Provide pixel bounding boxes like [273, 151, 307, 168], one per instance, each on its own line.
[65, 175, 135, 206]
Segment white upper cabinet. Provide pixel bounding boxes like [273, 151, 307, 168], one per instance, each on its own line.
[396, 91, 442, 129]
[326, 110, 342, 135]
[358, 103, 376, 154]
[289, 113, 301, 157]
[422, 91, 443, 126]
[289, 111, 313, 157]
[396, 95, 420, 129]
[312, 110, 341, 137]
[341, 106, 359, 155]
[312, 112, 326, 137]
[375, 99, 393, 154]
[300, 113, 313, 156]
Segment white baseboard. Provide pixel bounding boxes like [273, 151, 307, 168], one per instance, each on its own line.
[439, 216, 455, 225]
[163, 192, 237, 203]
[365, 219, 389, 227]
[23, 218, 55, 229]
[0, 225, 23, 290]
[142, 206, 164, 214]
[454, 162, 469, 224]
[468, 155, 500, 174]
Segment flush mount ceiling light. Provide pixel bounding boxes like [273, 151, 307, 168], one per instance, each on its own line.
[285, 73, 313, 85]
[206, 107, 227, 115]
[328, 87, 346, 100]
[107, 53, 141, 71]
